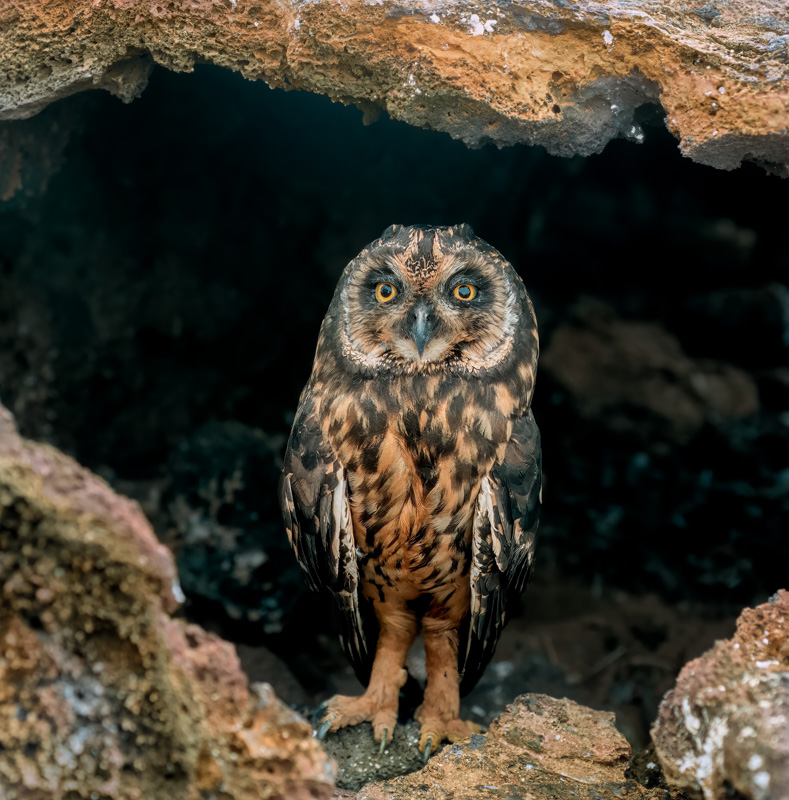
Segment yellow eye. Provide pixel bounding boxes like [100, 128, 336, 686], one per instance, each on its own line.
[375, 282, 398, 303]
[453, 283, 477, 301]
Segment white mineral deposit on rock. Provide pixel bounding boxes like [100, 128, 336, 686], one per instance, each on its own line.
[754, 772, 770, 789]
[469, 14, 485, 36]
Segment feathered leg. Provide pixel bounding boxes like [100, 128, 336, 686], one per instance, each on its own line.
[319, 600, 417, 748]
[415, 615, 481, 759]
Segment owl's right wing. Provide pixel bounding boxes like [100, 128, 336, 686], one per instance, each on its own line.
[278, 391, 372, 683]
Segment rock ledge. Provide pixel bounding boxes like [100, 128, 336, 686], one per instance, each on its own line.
[1, 0, 788, 171]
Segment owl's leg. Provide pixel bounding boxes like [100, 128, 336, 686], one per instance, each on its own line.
[415, 616, 482, 759]
[319, 601, 417, 749]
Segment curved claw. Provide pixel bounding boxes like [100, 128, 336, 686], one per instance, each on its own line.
[316, 718, 332, 741]
[313, 701, 328, 726]
[378, 728, 389, 756]
[422, 737, 433, 765]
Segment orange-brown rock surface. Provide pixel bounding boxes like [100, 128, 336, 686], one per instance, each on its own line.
[0, 403, 335, 800]
[0, 0, 788, 171]
[346, 693, 682, 800]
[651, 591, 789, 800]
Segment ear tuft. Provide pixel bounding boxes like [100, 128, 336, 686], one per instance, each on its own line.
[449, 223, 476, 241]
[378, 224, 403, 242]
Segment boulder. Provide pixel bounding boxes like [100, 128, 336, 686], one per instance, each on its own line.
[651, 590, 789, 800]
[0, 403, 335, 800]
[1, 0, 788, 171]
[352, 693, 682, 800]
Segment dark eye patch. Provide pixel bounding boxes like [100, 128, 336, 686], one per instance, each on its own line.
[447, 269, 487, 291]
[365, 268, 401, 291]
[359, 268, 401, 308]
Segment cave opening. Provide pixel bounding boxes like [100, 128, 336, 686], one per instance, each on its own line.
[1, 63, 787, 787]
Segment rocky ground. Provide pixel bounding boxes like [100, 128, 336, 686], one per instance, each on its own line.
[9, 397, 784, 800]
[4, 408, 783, 799]
[235, 574, 739, 791]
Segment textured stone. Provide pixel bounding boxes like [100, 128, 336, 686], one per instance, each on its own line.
[353, 693, 681, 800]
[0, 403, 335, 800]
[1, 0, 788, 171]
[322, 719, 426, 792]
[651, 590, 789, 800]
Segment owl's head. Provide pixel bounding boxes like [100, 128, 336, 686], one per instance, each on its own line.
[329, 224, 536, 376]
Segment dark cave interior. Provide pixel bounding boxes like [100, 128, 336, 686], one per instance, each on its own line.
[0, 64, 787, 778]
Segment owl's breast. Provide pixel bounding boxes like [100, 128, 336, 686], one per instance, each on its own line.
[321, 377, 512, 589]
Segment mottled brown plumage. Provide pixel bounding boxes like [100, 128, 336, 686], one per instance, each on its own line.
[280, 224, 541, 757]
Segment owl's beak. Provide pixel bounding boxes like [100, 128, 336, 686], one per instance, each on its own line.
[407, 300, 436, 357]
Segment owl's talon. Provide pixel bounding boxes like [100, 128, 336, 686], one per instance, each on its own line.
[378, 728, 389, 756]
[422, 737, 433, 765]
[316, 718, 332, 741]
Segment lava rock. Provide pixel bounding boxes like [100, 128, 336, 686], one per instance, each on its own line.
[1, 0, 788, 171]
[354, 693, 683, 800]
[163, 420, 303, 632]
[0, 403, 334, 800]
[651, 590, 789, 800]
[321, 720, 427, 792]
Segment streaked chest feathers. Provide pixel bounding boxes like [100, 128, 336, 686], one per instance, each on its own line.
[322, 375, 512, 582]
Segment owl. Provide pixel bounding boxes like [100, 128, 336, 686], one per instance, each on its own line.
[279, 224, 541, 760]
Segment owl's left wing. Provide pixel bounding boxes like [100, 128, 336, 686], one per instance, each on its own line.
[279, 393, 372, 683]
[459, 408, 542, 695]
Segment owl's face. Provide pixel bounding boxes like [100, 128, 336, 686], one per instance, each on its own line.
[333, 224, 534, 376]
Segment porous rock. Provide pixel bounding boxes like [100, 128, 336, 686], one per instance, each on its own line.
[1, 0, 788, 173]
[321, 719, 430, 792]
[651, 590, 789, 800]
[0, 403, 335, 800]
[353, 693, 680, 800]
